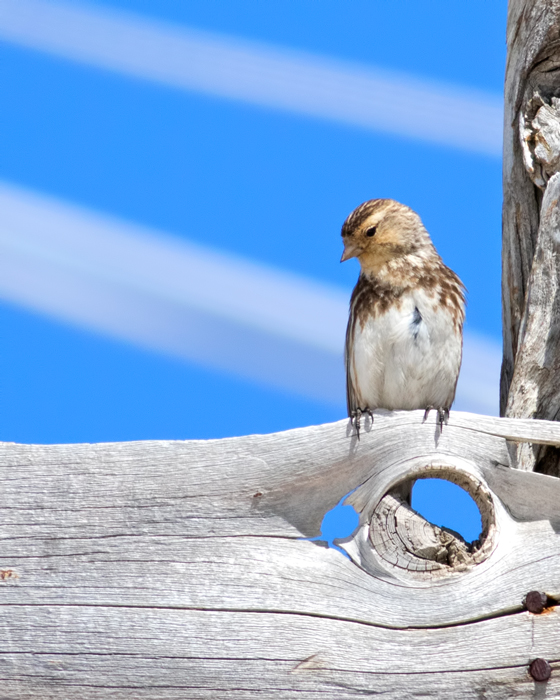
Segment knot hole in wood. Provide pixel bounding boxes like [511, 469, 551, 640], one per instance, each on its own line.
[345, 459, 498, 581]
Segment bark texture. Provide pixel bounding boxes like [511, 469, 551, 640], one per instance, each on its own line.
[502, 0, 560, 473]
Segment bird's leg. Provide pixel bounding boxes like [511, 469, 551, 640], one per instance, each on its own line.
[438, 407, 450, 429]
[351, 408, 362, 439]
[423, 405, 434, 423]
[424, 406, 449, 430]
[350, 407, 374, 439]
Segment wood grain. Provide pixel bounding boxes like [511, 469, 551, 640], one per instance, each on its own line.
[1, 410, 560, 697]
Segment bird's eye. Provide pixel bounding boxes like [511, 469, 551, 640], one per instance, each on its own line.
[366, 226, 377, 237]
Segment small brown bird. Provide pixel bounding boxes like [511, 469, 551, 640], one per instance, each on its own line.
[341, 199, 465, 435]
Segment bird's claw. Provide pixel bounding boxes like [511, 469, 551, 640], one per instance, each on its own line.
[350, 409, 361, 439]
[351, 407, 373, 439]
[423, 406, 449, 430]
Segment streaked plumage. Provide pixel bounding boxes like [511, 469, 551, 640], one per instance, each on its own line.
[341, 199, 465, 435]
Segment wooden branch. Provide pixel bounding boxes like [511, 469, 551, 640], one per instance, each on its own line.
[502, 0, 560, 472]
[2, 411, 560, 697]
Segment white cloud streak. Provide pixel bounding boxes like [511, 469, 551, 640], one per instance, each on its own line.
[0, 0, 502, 155]
[0, 182, 500, 413]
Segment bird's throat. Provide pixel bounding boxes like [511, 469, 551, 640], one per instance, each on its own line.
[359, 249, 439, 292]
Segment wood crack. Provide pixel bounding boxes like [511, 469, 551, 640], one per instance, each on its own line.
[0, 602, 540, 633]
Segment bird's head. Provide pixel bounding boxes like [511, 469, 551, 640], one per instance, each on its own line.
[341, 199, 435, 274]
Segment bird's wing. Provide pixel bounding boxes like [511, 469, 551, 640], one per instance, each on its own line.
[345, 303, 358, 417]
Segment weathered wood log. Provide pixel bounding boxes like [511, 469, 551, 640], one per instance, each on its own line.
[502, 0, 560, 473]
[1, 409, 560, 698]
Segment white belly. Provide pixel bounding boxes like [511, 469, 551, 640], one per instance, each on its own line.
[350, 290, 462, 410]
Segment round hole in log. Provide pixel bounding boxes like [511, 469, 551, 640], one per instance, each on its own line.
[368, 463, 496, 579]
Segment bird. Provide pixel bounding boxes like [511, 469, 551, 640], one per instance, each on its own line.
[341, 199, 465, 436]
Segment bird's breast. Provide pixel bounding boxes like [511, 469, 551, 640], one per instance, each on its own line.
[349, 290, 463, 410]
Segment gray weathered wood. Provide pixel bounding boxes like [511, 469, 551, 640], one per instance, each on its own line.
[1, 410, 560, 697]
[502, 0, 560, 473]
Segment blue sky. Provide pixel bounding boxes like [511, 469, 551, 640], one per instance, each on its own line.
[0, 0, 507, 543]
[0, 1, 506, 442]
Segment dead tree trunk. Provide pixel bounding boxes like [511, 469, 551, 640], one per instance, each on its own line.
[501, 0, 560, 473]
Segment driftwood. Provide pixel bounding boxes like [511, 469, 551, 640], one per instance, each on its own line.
[502, 0, 560, 473]
[0, 409, 560, 698]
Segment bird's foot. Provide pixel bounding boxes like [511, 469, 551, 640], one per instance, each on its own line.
[423, 406, 450, 430]
[350, 409, 362, 439]
[350, 408, 373, 439]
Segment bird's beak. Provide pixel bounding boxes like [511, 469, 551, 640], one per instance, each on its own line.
[340, 240, 361, 262]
